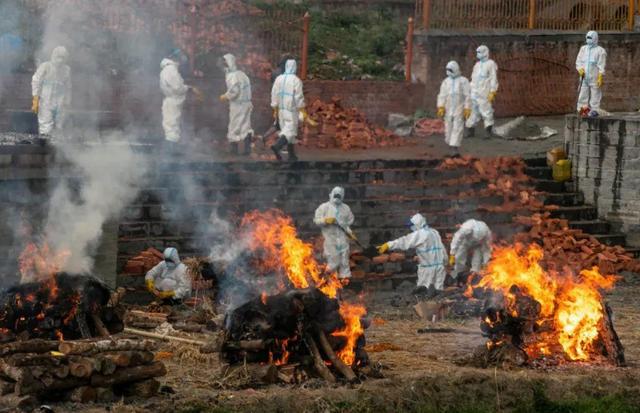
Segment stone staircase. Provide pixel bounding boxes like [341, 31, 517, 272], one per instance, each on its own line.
[524, 157, 640, 257]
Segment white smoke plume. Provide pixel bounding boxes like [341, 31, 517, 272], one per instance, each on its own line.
[44, 137, 148, 274]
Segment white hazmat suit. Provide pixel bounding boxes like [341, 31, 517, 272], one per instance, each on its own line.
[450, 219, 492, 280]
[437, 61, 471, 149]
[222, 54, 253, 145]
[31, 46, 71, 136]
[576, 31, 606, 114]
[314, 187, 355, 279]
[145, 247, 191, 300]
[385, 214, 447, 290]
[466, 45, 499, 131]
[271, 59, 305, 144]
[160, 57, 189, 142]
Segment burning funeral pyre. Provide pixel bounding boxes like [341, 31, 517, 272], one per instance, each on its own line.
[204, 210, 369, 384]
[465, 243, 625, 368]
[0, 244, 166, 406]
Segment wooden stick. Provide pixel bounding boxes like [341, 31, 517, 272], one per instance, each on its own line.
[316, 329, 357, 383]
[0, 340, 59, 356]
[90, 362, 166, 387]
[123, 327, 205, 346]
[59, 338, 159, 355]
[304, 333, 335, 383]
[91, 313, 111, 338]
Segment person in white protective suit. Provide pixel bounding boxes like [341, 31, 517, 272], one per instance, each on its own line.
[160, 49, 191, 143]
[314, 187, 356, 279]
[449, 219, 492, 282]
[465, 45, 499, 138]
[219, 53, 254, 155]
[270, 59, 307, 162]
[437, 61, 471, 157]
[576, 31, 607, 117]
[378, 214, 447, 290]
[145, 247, 191, 301]
[31, 46, 71, 136]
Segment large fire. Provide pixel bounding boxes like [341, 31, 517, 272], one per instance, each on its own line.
[468, 243, 618, 362]
[19, 242, 70, 283]
[240, 209, 365, 366]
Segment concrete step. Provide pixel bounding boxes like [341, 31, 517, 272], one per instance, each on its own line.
[523, 157, 548, 168]
[525, 166, 552, 180]
[592, 233, 627, 247]
[535, 179, 567, 193]
[569, 220, 611, 234]
[549, 205, 598, 221]
[543, 192, 584, 207]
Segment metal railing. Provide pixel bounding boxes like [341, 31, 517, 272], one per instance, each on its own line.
[416, 0, 638, 31]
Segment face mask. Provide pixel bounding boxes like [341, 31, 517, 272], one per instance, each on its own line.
[411, 225, 417, 232]
[586, 36, 594, 46]
[332, 195, 343, 204]
[165, 259, 177, 269]
[446, 69, 455, 78]
[53, 56, 66, 66]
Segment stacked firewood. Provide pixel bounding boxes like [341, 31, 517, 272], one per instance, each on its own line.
[0, 339, 165, 406]
[514, 213, 640, 274]
[303, 97, 405, 150]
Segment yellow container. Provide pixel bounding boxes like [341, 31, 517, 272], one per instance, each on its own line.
[547, 147, 567, 167]
[553, 159, 572, 182]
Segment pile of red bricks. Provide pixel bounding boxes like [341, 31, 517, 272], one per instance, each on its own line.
[123, 248, 163, 276]
[303, 97, 407, 150]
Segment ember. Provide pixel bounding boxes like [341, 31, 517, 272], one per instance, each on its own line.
[467, 244, 625, 366]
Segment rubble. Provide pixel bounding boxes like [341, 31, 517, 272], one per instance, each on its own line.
[303, 97, 407, 149]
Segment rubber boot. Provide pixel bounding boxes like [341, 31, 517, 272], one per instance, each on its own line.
[287, 143, 298, 162]
[465, 127, 475, 138]
[485, 125, 494, 139]
[271, 135, 287, 161]
[450, 146, 461, 158]
[243, 134, 252, 155]
[230, 142, 239, 155]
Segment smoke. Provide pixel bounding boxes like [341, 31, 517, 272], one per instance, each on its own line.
[0, 0, 28, 97]
[45, 137, 148, 274]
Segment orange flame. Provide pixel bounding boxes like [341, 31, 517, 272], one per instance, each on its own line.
[332, 302, 366, 366]
[241, 210, 366, 365]
[469, 244, 618, 361]
[19, 242, 70, 283]
[269, 338, 291, 366]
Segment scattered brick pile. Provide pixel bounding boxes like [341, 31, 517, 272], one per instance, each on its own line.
[350, 252, 407, 279]
[303, 97, 407, 150]
[123, 248, 163, 276]
[514, 213, 640, 275]
[414, 118, 444, 137]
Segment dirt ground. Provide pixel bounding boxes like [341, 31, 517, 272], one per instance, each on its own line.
[50, 271, 640, 413]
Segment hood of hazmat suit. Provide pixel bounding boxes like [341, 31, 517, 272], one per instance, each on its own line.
[476, 45, 490, 62]
[586, 31, 598, 47]
[51, 46, 69, 67]
[223, 53, 237, 73]
[446, 61, 461, 79]
[163, 247, 180, 269]
[284, 59, 297, 75]
[330, 186, 344, 205]
[410, 213, 427, 231]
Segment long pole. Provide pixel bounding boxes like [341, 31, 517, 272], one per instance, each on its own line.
[528, 0, 536, 30]
[405, 17, 414, 83]
[422, 0, 431, 30]
[629, 0, 636, 31]
[301, 12, 310, 80]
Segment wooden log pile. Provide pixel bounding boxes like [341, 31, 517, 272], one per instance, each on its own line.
[303, 97, 406, 150]
[514, 213, 640, 275]
[0, 338, 166, 405]
[202, 288, 368, 384]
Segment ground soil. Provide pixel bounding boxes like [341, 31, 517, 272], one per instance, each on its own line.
[51, 271, 640, 413]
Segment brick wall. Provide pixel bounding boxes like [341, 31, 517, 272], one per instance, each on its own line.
[411, 31, 640, 117]
[0, 73, 424, 135]
[567, 114, 640, 246]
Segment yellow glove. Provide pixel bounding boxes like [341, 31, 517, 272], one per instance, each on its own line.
[463, 108, 471, 119]
[145, 279, 155, 293]
[488, 91, 497, 103]
[31, 96, 39, 113]
[597, 73, 603, 88]
[299, 108, 308, 120]
[272, 107, 278, 119]
[219, 94, 228, 102]
[348, 231, 358, 242]
[578, 68, 585, 78]
[437, 107, 445, 118]
[325, 217, 336, 225]
[449, 255, 455, 266]
[377, 243, 389, 255]
[157, 290, 175, 299]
